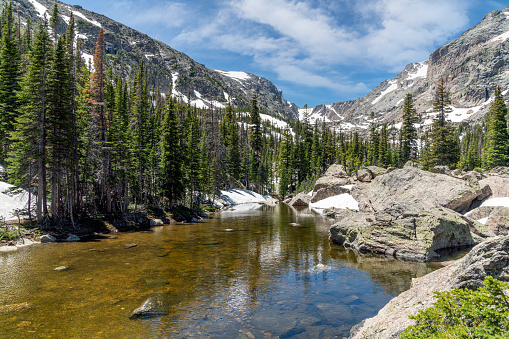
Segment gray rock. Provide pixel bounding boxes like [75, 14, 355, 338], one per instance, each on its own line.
[54, 265, 72, 271]
[150, 219, 164, 226]
[288, 192, 312, 207]
[485, 166, 509, 177]
[485, 207, 509, 235]
[349, 236, 509, 338]
[357, 168, 374, 182]
[466, 206, 494, 220]
[190, 217, 198, 223]
[311, 183, 350, 203]
[432, 165, 451, 174]
[129, 294, 169, 319]
[365, 166, 386, 178]
[324, 164, 348, 178]
[65, 234, 80, 242]
[352, 167, 483, 214]
[40, 235, 56, 243]
[479, 175, 509, 198]
[330, 203, 488, 261]
[313, 176, 351, 192]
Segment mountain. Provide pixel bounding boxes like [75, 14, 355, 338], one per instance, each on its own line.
[4, 0, 299, 120]
[303, 6, 509, 131]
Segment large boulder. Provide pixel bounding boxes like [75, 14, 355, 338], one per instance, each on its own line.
[311, 184, 351, 203]
[352, 167, 483, 214]
[324, 164, 348, 178]
[485, 166, 509, 177]
[485, 207, 509, 235]
[329, 203, 491, 261]
[288, 192, 312, 207]
[357, 168, 374, 182]
[479, 175, 509, 198]
[349, 236, 509, 339]
[313, 176, 351, 191]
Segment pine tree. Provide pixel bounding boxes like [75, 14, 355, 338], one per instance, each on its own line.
[483, 87, 509, 169]
[0, 2, 21, 159]
[378, 124, 390, 167]
[160, 97, 184, 207]
[399, 93, 418, 165]
[10, 17, 52, 222]
[249, 94, 262, 191]
[426, 79, 460, 169]
[278, 129, 292, 197]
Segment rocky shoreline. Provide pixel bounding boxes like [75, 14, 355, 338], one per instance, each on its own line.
[283, 164, 509, 337]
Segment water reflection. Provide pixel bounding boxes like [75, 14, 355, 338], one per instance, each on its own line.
[0, 204, 437, 338]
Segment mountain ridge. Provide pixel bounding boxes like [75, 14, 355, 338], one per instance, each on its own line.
[5, 0, 300, 120]
[303, 6, 509, 131]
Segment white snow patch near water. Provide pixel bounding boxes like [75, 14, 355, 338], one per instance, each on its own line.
[372, 80, 398, 105]
[309, 193, 359, 211]
[480, 197, 509, 208]
[28, 0, 47, 18]
[0, 181, 31, 221]
[220, 189, 270, 206]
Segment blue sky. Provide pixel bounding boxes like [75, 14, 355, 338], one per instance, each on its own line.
[70, 0, 507, 108]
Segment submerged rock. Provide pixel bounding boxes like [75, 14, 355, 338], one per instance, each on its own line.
[329, 203, 491, 261]
[0, 302, 32, 315]
[129, 294, 169, 319]
[349, 236, 509, 338]
[54, 265, 72, 271]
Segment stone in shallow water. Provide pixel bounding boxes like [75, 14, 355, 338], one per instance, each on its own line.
[122, 243, 137, 249]
[0, 302, 32, 315]
[129, 294, 169, 319]
[143, 277, 169, 288]
[54, 265, 72, 271]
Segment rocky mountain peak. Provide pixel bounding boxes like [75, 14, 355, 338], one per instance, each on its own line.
[306, 6, 509, 132]
[5, 0, 299, 120]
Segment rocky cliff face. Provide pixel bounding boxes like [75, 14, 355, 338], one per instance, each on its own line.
[306, 6, 509, 130]
[5, 0, 299, 120]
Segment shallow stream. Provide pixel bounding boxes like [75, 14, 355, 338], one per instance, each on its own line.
[0, 204, 442, 338]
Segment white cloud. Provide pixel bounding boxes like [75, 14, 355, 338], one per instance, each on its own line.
[170, 0, 470, 95]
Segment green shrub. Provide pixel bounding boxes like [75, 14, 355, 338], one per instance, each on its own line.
[401, 276, 509, 339]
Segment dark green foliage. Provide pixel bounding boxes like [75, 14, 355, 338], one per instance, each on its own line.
[0, 2, 20, 158]
[423, 79, 460, 169]
[482, 87, 509, 169]
[160, 98, 184, 207]
[399, 93, 418, 165]
[401, 276, 509, 339]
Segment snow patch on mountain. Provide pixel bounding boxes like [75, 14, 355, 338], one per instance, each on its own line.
[82, 52, 94, 70]
[216, 70, 251, 83]
[490, 30, 509, 42]
[28, 0, 47, 18]
[71, 10, 102, 27]
[406, 62, 428, 80]
[298, 107, 331, 124]
[260, 114, 288, 129]
[372, 80, 398, 105]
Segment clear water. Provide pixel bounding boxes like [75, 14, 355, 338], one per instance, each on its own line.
[0, 204, 438, 338]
